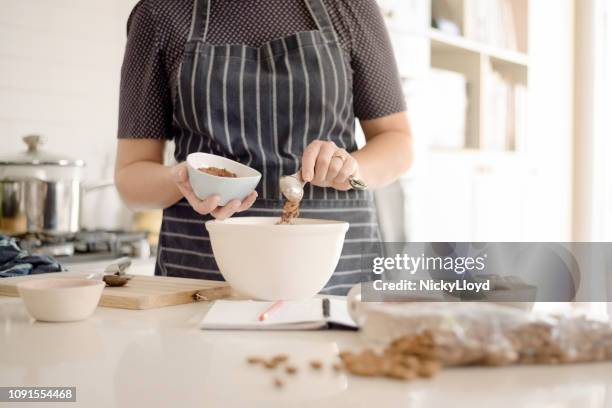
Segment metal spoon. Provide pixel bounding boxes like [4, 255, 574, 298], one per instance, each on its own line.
[104, 257, 132, 275]
[102, 257, 133, 287]
[103, 274, 132, 287]
[280, 171, 368, 202]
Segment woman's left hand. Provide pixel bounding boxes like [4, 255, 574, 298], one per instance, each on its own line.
[301, 140, 360, 191]
[171, 162, 258, 220]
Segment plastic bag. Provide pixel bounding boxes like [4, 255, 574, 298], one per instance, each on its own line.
[350, 301, 612, 367]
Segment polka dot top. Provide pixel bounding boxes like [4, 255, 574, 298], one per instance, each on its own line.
[118, 0, 407, 140]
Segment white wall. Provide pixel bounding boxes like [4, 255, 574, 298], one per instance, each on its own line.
[604, 1, 612, 242]
[573, 0, 612, 241]
[0, 0, 139, 229]
[523, 0, 575, 241]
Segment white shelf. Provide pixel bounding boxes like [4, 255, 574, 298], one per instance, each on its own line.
[429, 29, 529, 69]
[378, 0, 574, 242]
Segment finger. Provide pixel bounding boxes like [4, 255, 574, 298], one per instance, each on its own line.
[333, 156, 359, 186]
[172, 166, 220, 215]
[212, 200, 240, 221]
[176, 177, 195, 196]
[172, 164, 196, 196]
[301, 140, 322, 182]
[184, 190, 219, 215]
[325, 151, 347, 184]
[182, 188, 219, 215]
[237, 191, 258, 212]
[195, 195, 221, 214]
[212, 200, 241, 221]
[175, 181, 203, 212]
[171, 163, 189, 183]
[313, 142, 337, 185]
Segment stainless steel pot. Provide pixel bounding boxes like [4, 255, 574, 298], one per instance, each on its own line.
[0, 135, 85, 235]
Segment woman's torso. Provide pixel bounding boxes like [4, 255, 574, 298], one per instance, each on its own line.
[119, 0, 406, 294]
[119, 0, 406, 139]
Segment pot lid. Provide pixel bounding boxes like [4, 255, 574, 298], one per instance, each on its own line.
[0, 135, 85, 166]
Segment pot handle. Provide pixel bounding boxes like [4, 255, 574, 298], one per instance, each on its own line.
[23, 135, 45, 152]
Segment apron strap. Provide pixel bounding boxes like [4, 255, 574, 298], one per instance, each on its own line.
[188, 0, 212, 43]
[304, 0, 339, 43]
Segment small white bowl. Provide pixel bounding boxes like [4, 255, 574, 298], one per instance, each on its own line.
[187, 153, 261, 206]
[18, 278, 104, 322]
[206, 217, 349, 300]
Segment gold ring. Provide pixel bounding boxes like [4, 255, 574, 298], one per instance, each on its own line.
[332, 154, 347, 163]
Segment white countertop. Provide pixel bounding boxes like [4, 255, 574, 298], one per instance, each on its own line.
[1, 296, 612, 408]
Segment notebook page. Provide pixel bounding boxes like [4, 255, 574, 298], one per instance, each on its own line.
[201, 299, 325, 330]
[327, 298, 357, 329]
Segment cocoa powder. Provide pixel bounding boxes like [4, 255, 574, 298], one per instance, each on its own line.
[199, 166, 237, 178]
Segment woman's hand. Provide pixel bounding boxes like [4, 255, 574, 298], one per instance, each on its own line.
[301, 140, 360, 191]
[171, 162, 258, 220]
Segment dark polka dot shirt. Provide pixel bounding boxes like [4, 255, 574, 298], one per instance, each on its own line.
[118, 0, 406, 140]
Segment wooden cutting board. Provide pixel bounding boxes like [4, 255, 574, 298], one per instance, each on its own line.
[0, 272, 233, 310]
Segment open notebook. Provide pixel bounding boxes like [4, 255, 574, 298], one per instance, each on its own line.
[200, 298, 357, 330]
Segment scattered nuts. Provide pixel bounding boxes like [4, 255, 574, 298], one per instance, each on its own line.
[246, 312, 612, 387]
[264, 361, 278, 369]
[247, 356, 264, 365]
[272, 354, 289, 364]
[310, 360, 323, 370]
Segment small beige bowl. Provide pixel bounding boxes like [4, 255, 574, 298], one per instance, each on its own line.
[187, 153, 261, 206]
[18, 278, 105, 322]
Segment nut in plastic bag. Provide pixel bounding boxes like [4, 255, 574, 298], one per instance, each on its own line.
[347, 285, 612, 367]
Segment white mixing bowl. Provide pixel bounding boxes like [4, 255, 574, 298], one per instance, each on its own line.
[206, 217, 349, 300]
[18, 278, 104, 322]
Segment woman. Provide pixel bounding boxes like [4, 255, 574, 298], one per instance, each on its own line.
[115, 0, 412, 295]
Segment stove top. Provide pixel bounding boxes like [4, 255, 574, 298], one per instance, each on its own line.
[16, 230, 152, 263]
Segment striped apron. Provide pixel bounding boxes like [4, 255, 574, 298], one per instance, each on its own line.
[157, 0, 381, 295]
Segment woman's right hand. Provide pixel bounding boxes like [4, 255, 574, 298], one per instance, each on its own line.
[171, 162, 258, 220]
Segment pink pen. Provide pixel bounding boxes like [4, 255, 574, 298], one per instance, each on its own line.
[258, 301, 284, 322]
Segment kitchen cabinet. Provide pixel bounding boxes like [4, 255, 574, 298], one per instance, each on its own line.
[406, 150, 526, 242]
[471, 163, 523, 241]
[409, 162, 473, 242]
